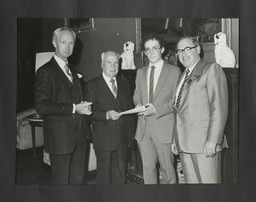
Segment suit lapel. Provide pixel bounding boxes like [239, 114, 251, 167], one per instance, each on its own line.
[116, 76, 128, 102]
[116, 76, 123, 99]
[186, 59, 205, 84]
[51, 58, 73, 88]
[99, 75, 117, 101]
[142, 66, 149, 103]
[153, 63, 170, 102]
[179, 59, 205, 108]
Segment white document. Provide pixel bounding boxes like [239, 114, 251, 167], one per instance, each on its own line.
[119, 106, 147, 115]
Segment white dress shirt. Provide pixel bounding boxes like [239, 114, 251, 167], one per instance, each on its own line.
[147, 59, 164, 102]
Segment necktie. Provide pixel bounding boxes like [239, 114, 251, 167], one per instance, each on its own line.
[176, 69, 190, 108]
[64, 63, 73, 82]
[149, 66, 155, 103]
[110, 78, 117, 98]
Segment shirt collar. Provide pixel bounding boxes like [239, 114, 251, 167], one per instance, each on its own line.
[54, 55, 68, 68]
[102, 72, 116, 83]
[186, 58, 200, 73]
[149, 59, 164, 69]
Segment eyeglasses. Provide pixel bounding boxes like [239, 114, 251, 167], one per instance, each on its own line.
[175, 46, 197, 55]
[144, 46, 161, 55]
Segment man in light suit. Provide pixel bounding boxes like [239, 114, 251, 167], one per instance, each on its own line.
[133, 33, 180, 184]
[172, 36, 229, 183]
[35, 27, 92, 184]
[85, 51, 134, 184]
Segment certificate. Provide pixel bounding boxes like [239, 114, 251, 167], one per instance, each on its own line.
[119, 106, 147, 115]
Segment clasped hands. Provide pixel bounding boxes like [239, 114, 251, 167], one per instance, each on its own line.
[136, 103, 156, 116]
[75, 101, 92, 115]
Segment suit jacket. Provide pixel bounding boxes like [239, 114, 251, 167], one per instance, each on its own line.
[174, 59, 229, 153]
[85, 74, 134, 151]
[35, 57, 88, 154]
[133, 62, 180, 143]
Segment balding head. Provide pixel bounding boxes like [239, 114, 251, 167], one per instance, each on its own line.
[101, 51, 119, 64]
[101, 51, 120, 79]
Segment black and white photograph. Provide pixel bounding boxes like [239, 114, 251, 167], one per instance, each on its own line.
[1, 0, 256, 200]
[16, 18, 239, 185]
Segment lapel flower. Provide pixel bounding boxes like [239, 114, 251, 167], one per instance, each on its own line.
[187, 74, 200, 84]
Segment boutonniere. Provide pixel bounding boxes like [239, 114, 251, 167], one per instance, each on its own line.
[187, 75, 200, 84]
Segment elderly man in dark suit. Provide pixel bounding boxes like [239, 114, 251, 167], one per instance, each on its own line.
[35, 27, 92, 184]
[85, 51, 134, 184]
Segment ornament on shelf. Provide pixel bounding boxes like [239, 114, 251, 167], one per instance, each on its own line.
[120, 41, 136, 70]
[214, 32, 236, 67]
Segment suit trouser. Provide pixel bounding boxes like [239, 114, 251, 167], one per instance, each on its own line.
[137, 133, 176, 184]
[50, 138, 87, 184]
[179, 152, 221, 183]
[95, 145, 127, 184]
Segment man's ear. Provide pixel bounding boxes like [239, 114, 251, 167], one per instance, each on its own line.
[52, 40, 57, 48]
[196, 45, 201, 55]
[161, 47, 165, 54]
[101, 52, 105, 68]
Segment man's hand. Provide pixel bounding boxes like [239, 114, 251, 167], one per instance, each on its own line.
[135, 104, 144, 116]
[141, 103, 156, 116]
[171, 143, 178, 155]
[76, 101, 92, 115]
[107, 110, 121, 120]
[203, 141, 217, 158]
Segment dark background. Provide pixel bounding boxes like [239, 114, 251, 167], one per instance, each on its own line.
[1, 0, 255, 201]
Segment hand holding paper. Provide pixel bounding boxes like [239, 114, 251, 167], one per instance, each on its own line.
[107, 110, 121, 120]
[119, 104, 156, 116]
[141, 103, 156, 116]
[119, 105, 147, 115]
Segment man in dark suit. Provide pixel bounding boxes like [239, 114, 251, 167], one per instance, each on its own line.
[35, 27, 92, 184]
[172, 36, 228, 183]
[133, 33, 180, 184]
[85, 51, 134, 184]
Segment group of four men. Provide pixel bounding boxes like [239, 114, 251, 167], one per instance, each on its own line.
[35, 27, 228, 184]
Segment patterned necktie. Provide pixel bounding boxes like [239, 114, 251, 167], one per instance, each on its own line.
[110, 78, 117, 98]
[149, 66, 155, 103]
[64, 63, 73, 82]
[176, 68, 190, 108]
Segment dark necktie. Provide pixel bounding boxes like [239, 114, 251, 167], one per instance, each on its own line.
[110, 78, 117, 98]
[64, 63, 73, 82]
[176, 68, 190, 108]
[149, 66, 155, 103]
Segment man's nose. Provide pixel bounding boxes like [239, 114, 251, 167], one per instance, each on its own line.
[181, 50, 187, 56]
[148, 49, 155, 55]
[110, 63, 117, 68]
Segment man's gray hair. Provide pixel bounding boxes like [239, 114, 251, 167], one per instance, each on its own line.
[177, 36, 200, 47]
[101, 51, 120, 65]
[52, 27, 76, 43]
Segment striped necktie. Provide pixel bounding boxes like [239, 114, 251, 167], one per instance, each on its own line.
[149, 66, 155, 103]
[176, 69, 190, 108]
[110, 78, 117, 98]
[64, 63, 73, 82]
